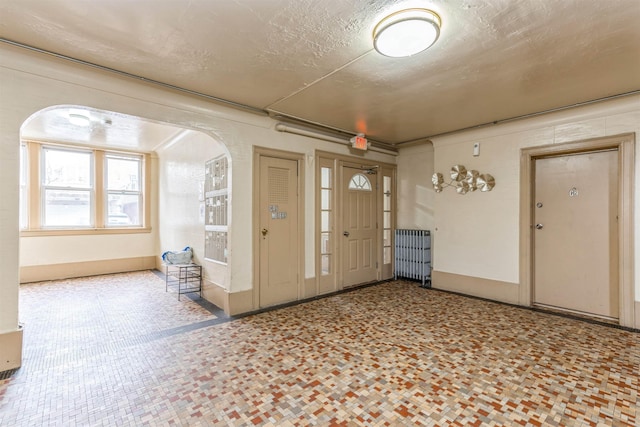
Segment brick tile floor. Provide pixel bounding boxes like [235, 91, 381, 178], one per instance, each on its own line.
[0, 271, 638, 426]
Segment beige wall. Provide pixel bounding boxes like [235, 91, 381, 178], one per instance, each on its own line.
[424, 95, 639, 311]
[20, 233, 158, 269]
[396, 141, 435, 231]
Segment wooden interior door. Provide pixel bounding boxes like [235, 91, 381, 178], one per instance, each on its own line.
[533, 150, 619, 319]
[341, 166, 377, 286]
[259, 156, 299, 307]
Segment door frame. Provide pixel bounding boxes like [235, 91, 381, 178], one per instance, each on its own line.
[315, 151, 397, 294]
[252, 147, 305, 309]
[519, 133, 635, 327]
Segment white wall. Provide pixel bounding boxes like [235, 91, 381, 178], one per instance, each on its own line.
[156, 130, 231, 289]
[0, 43, 396, 336]
[0, 86, 20, 334]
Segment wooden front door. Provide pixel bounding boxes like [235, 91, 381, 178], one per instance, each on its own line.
[341, 166, 377, 286]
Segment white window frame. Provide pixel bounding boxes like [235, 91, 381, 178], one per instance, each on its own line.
[41, 145, 94, 229]
[105, 153, 143, 227]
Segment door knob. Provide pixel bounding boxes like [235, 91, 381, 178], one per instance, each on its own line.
[261, 228, 269, 236]
[343, 231, 350, 237]
[535, 223, 543, 230]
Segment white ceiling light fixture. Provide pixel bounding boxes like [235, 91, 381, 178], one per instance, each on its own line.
[373, 8, 441, 58]
[67, 108, 91, 127]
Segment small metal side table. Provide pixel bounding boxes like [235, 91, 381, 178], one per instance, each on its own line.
[164, 263, 202, 300]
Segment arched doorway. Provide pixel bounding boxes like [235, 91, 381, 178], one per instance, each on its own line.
[19, 105, 231, 290]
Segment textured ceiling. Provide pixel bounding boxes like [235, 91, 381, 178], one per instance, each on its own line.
[3, 0, 640, 147]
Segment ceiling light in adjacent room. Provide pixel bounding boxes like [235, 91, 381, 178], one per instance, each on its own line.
[373, 8, 441, 58]
[68, 109, 91, 127]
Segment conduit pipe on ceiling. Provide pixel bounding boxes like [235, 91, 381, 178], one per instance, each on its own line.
[275, 123, 398, 156]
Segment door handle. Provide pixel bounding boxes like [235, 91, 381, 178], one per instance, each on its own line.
[535, 223, 543, 230]
[261, 228, 269, 236]
[343, 231, 350, 237]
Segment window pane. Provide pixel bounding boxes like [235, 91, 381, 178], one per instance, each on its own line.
[348, 173, 372, 191]
[44, 149, 91, 188]
[321, 189, 331, 210]
[383, 229, 391, 247]
[107, 156, 140, 191]
[383, 211, 391, 229]
[44, 189, 91, 226]
[107, 194, 140, 226]
[321, 254, 331, 275]
[321, 167, 331, 188]
[321, 211, 330, 232]
[383, 176, 391, 193]
[384, 193, 391, 211]
[383, 247, 391, 265]
[321, 232, 331, 254]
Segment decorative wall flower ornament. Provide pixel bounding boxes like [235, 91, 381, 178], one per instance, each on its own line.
[450, 164, 467, 181]
[477, 174, 495, 192]
[465, 170, 479, 192]
[456, 180, 470, 194]
[431, 172, 444, 193]
[432, 165, 495, 195]
[432, 172, 444, 186]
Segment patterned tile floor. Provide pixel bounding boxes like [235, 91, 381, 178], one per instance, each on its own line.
[1, 271, 638, 426]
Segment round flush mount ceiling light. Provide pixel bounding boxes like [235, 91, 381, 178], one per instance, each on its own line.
[373, 8, 441, 58]
[68, 108, 91, 127]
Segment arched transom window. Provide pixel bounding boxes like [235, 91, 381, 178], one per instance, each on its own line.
[348, 173, 372, 191]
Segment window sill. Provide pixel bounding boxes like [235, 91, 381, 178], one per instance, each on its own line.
[20, 227, 152, 237]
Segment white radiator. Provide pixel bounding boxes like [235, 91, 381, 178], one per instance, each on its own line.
[394, 229, 431, 287]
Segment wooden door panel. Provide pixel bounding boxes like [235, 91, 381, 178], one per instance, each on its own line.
[259, 157, 299, 307]
[362, 238, 374, 268]
[342, 168, 377, 286]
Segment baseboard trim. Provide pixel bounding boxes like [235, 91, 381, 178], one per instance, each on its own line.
[0, 325, 23, 372]
[303, 277, 316, 299]
[20, 256, 157, 283]
[228, 289, 254, 316]
[202, 279, 227, 312]
[432, 270, 519, 305]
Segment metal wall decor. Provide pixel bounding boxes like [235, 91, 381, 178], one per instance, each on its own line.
[432, 164, 495, 194]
